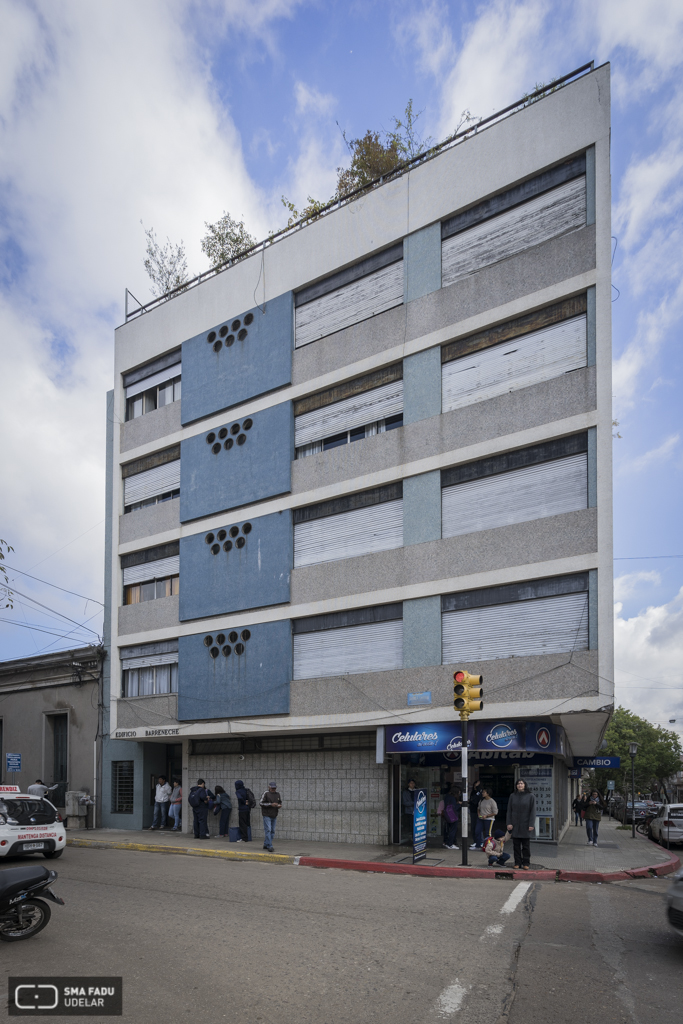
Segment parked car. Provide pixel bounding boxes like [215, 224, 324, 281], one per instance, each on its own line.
[0, 788, 66, 860]
[621, 801, 650, 825]
[665, 866, 683, 937]
[649, 804, 683, 847]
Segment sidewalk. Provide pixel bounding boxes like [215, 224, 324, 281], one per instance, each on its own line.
[67, 818, 680, 883]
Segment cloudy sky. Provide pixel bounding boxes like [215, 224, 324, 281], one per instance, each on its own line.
[1, 0, 682, 735]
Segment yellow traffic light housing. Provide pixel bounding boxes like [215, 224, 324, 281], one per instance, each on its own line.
[453, 670, 484, 719]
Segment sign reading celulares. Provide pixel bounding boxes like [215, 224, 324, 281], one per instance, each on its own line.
[385, 721, 561, 753]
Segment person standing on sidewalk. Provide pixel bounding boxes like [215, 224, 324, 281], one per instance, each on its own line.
[469, 781, 485, 850]
[213, 785, 232, 838]
[149, 775, 172, 830]
[584, 790, 605, 846]
[572, 794, 583, 826]
[260, 782, 282, 852]
[169, 779, 182, 830]
[235, 780, 252, 842]
[189, 779, 212, 839]
[478, 788, 498, 843]
[506, 779, 536, 869]
[438, 786, 460, 850]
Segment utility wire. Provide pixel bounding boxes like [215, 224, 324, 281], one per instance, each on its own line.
[3, 563, 104, 606]
[0, 618, 96, 641]
[8, 587, 100, 634]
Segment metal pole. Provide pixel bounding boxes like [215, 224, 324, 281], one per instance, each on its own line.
[631, 754, 636, 839]
[461, 719, 468, 866]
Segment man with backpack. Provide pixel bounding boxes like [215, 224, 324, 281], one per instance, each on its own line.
[234, 779, 256, 842]
[260, 781, 283, 852]
[188, 779, 214, 839]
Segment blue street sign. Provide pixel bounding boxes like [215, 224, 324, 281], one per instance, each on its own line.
[572, 756, 621, 768]
[6, 752, 21, 773]
[406, 691, 432, 707]
[569, 769, 582, 778]
[413, 788, 428, 865]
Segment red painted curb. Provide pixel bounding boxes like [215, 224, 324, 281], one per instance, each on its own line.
[297, 856, 556, 880]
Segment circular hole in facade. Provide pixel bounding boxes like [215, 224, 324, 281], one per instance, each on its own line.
[222, 645, 231, 657]
[212, 442, 221, 454]
[211, 543, 220, 555]
[244, 312, 254, 326]
[223, 540, 232, 552]
[224, 438, 233, 450]
[218, 427, 228, 439]
[230, 423, 240, 435]
[236, 536, 245, 549]
[235, 642, 245, 655]
[207, 331, 216, 343]
[240, 629, 251, 642]
[242, 418, 253, 430]
[226, 334, 235, 347]
[219, 325, 228, 337]
[203, 635, 213, 647]
[238, 328, 248, 341]
[210, 647, 219, 659]
[236, 433, 246, 445]
[205, 533, 215, 544]
[229, 631, 238, 643]
[231, 319, 241, 331]
[206, 432, 216, 444]
[216, 633, 225, 645]
[217, 529, 226, 541]
[242, 522, 252, 535]
[213, 339, 222, 353]
[229, 526, 239, 538]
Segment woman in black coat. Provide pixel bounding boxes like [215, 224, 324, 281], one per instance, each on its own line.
[506, 779, 536, 869]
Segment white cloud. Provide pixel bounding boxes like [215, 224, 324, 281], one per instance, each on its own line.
[615, 591, 683, 738]
[294, 81, 335, 117]
[622, 433, 680, 473]
[613, 572, 661, 603]
[612, 278, 683, 411]
[392, 1, 454, 79]
[613, 143, 683, 251]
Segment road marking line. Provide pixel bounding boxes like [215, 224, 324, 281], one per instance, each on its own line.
[436, 981, 468, 1017]
[500, 881, 532, 914]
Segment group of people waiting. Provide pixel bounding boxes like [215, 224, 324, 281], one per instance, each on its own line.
[403, 777, 537, 869]
[572, 789, 605, 846]
[149, 775, 282, 852]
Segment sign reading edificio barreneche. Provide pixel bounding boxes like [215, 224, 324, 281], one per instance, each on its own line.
[114, 728, 180, 739]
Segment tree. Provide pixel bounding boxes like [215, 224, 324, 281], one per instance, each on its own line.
[587, 707, 682, 799]
[0, 539, 14, 609]
[142, 223, 189, 298]
[200, 211, 256, 268]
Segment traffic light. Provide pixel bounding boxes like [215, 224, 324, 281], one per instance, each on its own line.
[453, 670, 483, 719]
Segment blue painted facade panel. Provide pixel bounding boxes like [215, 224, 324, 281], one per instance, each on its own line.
[179, 401, 293, 521]
[177, 619, 292, 720]
[180, 291, 293, 425]
[179, 510, 292, 620]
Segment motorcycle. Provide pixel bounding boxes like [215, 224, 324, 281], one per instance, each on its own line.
[0, 863, 64, 941]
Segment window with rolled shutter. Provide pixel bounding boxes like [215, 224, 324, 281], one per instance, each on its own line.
[295, 245, 403, 348]
[442, 176, 586, 288]
[442, 315, 586, 412]
[294, 499, 403, 567]
[295, 379, 403, 451]
[122, 555, 179, 586]
[123, 460, 180, 508]
[292, 604, 403, 679]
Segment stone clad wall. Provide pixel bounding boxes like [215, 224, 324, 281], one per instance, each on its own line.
[188, 748, 389, 845]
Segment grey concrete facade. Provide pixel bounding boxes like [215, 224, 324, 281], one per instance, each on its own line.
[105, 66, 613, 843]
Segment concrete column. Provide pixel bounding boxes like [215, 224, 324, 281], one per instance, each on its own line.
[403, 595, 442, 668]
[404, 222, 441, 302]
[588, 568, 598, 650]
[403, 347, 441, 426]
[403, 471, 441, 546]
[182, 737, 190, 834]
[587, 427, 597, 508]
[586, 285, 596, 366]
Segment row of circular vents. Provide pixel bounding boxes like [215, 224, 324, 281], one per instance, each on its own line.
[204, 629, 251, 658]
[207, 313, 254, 353]
[206, 419, 253, 454]
[205, 523, 251, 554]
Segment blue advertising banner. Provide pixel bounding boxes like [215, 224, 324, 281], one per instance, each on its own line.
[386, 721, 562, 754]
[386, 723, 466, 753]
[525, 723, 556, 752]
[476, 721, 524, 750]
[413, 788, 428, 864]
[572, 756, 621, 769]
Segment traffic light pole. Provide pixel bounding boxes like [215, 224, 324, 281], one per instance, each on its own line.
[461, 717, 468, 866]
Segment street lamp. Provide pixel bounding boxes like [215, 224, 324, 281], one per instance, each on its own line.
[629, 742, 638, 839]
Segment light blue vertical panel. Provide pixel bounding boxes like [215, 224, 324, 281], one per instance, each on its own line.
[179, 510, 292, 620]
[585, 146, 596, 226]
[403, 347, 442, 425]
[403, 471, 441, 546]
[586, 285, 596, 367]
[404, 223, 441, 302]
[101, 736, 144, 831]
[403, 596, 442, 668]
[588, 568, 598, 650]
[178, 619, 291, 720]
[180, 291, 293, 425]
[180, 401, 293, 521]
[587, 426, 597, 508]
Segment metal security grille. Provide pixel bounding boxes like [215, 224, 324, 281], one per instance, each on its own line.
[293, 618, 403, 679]
[441, 176, 586, 287]
[294, 379, 403, 448]
[442, 453, 588, 537]
[295, 261, 403, 348]
[442, 315, 586, 412]
[442, 591, 589, 663]
[111, 761, 134, 814]
[294, 499, 403, 567]
[124, 460, 181, 506]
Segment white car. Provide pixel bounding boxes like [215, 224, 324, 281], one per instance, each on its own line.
[648, 803, 683, 847]
[0, 785, 66, 860]
[665, 866, 683, 937]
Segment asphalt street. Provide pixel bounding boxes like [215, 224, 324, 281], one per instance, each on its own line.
[1, 848, 681, 1023]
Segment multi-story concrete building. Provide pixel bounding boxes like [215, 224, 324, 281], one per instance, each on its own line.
[102, 63, 612, 844]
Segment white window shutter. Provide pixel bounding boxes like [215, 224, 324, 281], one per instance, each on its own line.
[124, 460, 181, 506]
[295, 262, 403, 348]
[294, 499, 403, 567]
[293, 619, 403, 679]
[122, 555, 179, 586]
[294, 379, 403, 448]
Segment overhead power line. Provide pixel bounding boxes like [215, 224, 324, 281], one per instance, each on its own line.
[4, 563, 104, 606]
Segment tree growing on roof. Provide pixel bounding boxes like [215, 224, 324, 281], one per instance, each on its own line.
[142, 223, 189, 298]
[200, 211, 256, 269]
